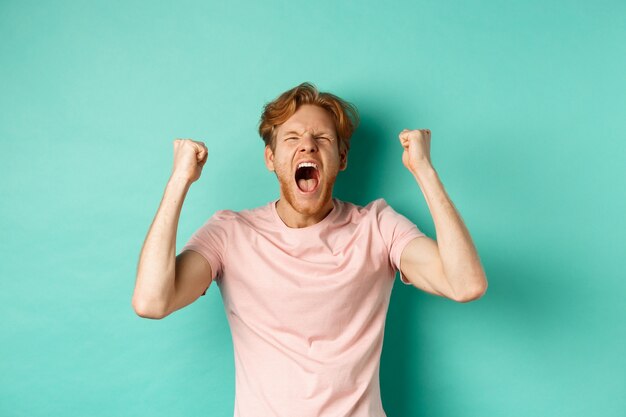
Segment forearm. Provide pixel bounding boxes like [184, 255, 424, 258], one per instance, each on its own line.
[132, 175, 192, 317]
[413, 165, 487, 299]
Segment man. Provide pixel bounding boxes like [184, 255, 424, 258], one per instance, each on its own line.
[132, 82, 487, 417]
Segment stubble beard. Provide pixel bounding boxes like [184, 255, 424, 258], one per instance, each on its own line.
[275, 168, 337, 217]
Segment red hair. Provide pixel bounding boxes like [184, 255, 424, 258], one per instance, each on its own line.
[258, 82, 360, 155]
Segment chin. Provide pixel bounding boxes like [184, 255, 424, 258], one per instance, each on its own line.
[279, 176, 335, 216]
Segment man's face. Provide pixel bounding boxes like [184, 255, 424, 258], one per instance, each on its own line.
[264, 104, 347, 217]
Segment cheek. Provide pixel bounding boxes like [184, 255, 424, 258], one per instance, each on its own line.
[273, 159, 292, 178]
[326, 154, 342, 172]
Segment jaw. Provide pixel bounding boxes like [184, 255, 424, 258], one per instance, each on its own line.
[272, 158, 341, 218]
[278, 173, 336, 217]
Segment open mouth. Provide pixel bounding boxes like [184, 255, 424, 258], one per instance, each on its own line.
[295, 162, 320, 193]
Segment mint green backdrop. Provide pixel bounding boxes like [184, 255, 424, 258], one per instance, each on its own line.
[1, 1, 624, 416]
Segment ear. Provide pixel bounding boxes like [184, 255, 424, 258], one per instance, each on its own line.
[264, 145, 275, 171]
[339, 149, 348, 171]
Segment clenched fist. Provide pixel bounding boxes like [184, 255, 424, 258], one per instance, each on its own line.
[171, 138, 208, 183]
[398, 128, 432, 174]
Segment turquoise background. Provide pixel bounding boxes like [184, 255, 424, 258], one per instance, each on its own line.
[1, 1, 624, 416]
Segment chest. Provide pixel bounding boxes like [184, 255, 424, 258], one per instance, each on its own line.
[218, 222, 395, 334]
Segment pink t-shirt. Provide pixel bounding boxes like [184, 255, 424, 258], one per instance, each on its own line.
[181, 198, 425, 417]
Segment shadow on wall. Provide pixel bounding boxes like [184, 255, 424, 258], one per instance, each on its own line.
[333, 110, 386, 207]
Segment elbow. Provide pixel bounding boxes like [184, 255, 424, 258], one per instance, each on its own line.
[132, 297, 167, 319]
[453, 275, 488, 303]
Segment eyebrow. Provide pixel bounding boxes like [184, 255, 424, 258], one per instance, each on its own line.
[282, 130, 333, 137]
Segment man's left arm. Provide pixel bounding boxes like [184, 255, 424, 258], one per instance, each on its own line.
[397, 128, 488, 303]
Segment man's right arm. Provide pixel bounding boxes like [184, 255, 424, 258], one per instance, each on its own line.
[131, 139, 210, 319]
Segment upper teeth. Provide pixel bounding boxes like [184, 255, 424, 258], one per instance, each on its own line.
[298, 162, 318, 169]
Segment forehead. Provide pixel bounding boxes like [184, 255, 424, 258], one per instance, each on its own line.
[276, 104, 336, 136]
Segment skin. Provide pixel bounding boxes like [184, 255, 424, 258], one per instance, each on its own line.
[397, 129, 488, 302]
[264, 104, 347, 228]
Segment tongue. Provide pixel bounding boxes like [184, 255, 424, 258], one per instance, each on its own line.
[298, 178, 319, 192]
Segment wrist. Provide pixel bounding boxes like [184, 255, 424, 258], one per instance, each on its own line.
[411, 163, 437, 181]
[168, 173, 193, 189]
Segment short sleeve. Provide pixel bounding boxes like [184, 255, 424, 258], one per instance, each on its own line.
[180, 210, 231, 295]
[375, 199, 426, 285]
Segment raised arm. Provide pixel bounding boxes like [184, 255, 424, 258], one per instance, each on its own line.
[397, 128, 488, 303]
[132, 139, 209, 319]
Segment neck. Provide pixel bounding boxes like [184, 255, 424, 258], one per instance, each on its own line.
[275, 197, 334, 228]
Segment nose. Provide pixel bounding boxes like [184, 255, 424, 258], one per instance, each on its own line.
[298, 134, 318, 153]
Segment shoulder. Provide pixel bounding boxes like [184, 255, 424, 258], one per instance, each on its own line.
[203, 208, 239, 229]
[208, 202, 274, 229]
[210, 209, 238, 221]
[366, 198, 392, 211]
[355, 198, 415, 229]
[353, 198, 393, 216]
[334, 198, 393, 223]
